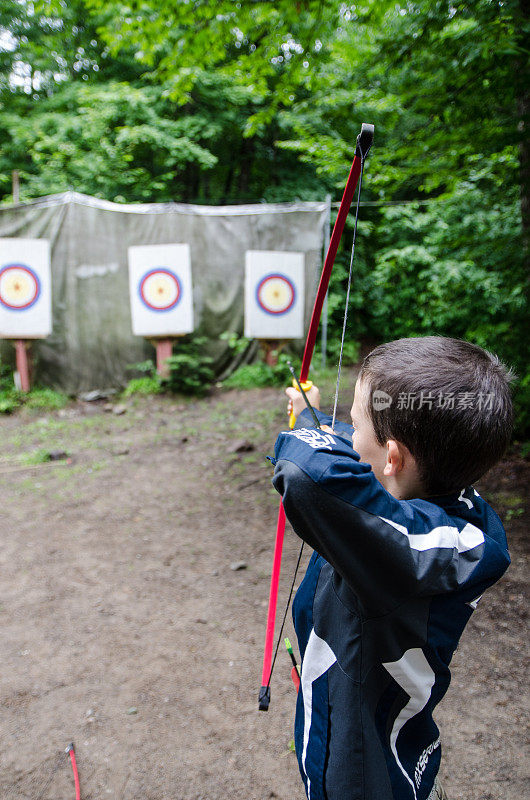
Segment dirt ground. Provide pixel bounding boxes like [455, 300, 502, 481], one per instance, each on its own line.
[0, 378, 528, 800]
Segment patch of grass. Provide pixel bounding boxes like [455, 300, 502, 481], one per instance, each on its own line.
[0, 386, 69, 415]
[0, 357, 69, 414]
[222, 362, 285, 389]
[20, 448, 55, 466]
[24, 388, 69, 410]
[122, 376, 162, 397]
[0, 389, 20, 413]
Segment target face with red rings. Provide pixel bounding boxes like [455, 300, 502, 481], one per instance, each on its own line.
[139, 268, 182, 312]
[256, 273, 296, 316]
[0, 263, 41, 311]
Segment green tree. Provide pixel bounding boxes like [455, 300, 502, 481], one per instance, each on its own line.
[1, 0, 528, 431]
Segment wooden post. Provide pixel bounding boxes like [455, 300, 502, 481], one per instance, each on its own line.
[155, 338, 173, 378]
[260, 340, 282, 366]
[14, 339, 31, 392]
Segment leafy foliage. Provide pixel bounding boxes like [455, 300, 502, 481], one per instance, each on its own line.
[0, 358, 19, 412]
[0, 357, 68, 413]
[23, 387, 69, 409]
[164, 337, 215, 397]
[122, 375, 162, 398]
[0, 357, 13, 390]
[223, 352, 297, 390]
[0, 389, 19, 413]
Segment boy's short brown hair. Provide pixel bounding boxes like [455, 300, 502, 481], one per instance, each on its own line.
[359, 337, 514, 496]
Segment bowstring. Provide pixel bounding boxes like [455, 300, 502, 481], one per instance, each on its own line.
[331, 155, 366, 432]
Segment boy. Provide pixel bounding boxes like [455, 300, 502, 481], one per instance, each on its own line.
[272, 337, 513, 800]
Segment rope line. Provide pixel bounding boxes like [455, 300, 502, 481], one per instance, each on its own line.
[331, 156, 365, 431]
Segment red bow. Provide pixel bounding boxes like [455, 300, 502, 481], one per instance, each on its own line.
[259, 123, 374, 711]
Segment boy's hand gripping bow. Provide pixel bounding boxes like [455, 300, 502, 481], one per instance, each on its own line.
[259, 122, 374, 710]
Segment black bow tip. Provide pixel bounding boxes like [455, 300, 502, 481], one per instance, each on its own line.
[356, 123, 374, 159]
[258, 685, 271, 711]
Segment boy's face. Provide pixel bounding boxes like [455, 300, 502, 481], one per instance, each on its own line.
[350, 377, 388, 484]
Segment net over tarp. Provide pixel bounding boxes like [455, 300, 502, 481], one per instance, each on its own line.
[0, 192, 327, 393]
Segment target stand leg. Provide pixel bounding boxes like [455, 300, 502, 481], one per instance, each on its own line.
[260, 340, 284, 367]
[155, 339, 173, 379]
[14, 340, 31, 392]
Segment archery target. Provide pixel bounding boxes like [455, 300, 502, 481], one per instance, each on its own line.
[139, 269, 181, 312]
[0, 264, 40, 310]
[256, 274, 296, 315]
[128, 244, 193, 336]
[0, 238, 51, 338]
[245, 251, 304, 339]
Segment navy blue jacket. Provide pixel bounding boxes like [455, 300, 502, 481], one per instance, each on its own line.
[272, 409, 510, 800]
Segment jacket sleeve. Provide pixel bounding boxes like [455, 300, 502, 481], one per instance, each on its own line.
[272, 410, 492, 615]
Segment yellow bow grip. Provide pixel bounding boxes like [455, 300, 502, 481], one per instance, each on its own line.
[289, 379, 313, 429]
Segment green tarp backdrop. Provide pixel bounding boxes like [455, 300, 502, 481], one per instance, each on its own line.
[0, 193, 328, 393]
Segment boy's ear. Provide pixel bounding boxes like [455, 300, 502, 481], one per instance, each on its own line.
[383, 440, 405, 476]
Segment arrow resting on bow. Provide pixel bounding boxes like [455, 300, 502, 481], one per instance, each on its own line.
[259, 122, 374, 711]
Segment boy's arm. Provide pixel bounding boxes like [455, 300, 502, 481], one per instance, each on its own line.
[272, 412, 501, 615]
